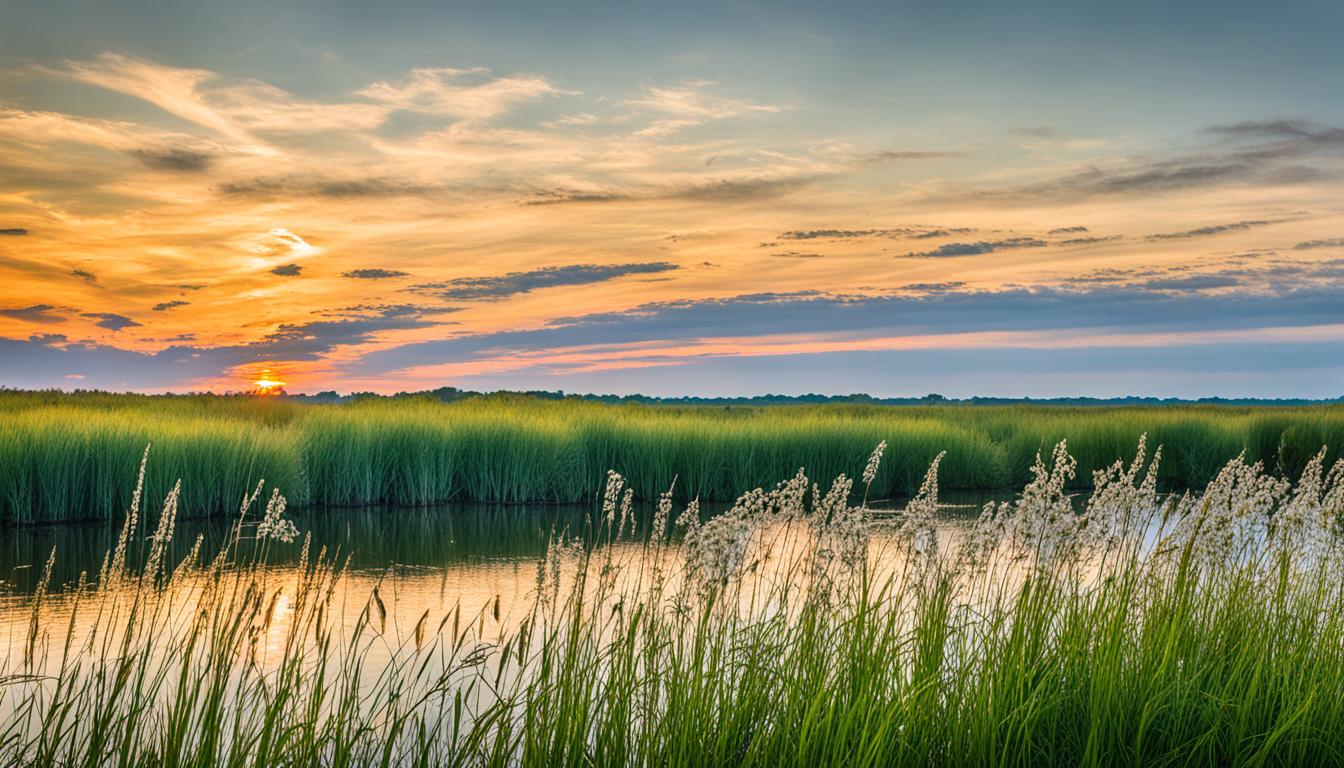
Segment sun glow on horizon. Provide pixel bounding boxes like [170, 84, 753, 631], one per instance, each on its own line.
[252, 376, 287, 395]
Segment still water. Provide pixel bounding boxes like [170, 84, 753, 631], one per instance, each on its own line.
[0, 494, 1009, 593]
[0, 494, 1011, 669]
[0, 491, 1038, 757]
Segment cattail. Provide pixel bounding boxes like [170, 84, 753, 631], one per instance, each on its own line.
[413, 609, 429, 651]
[262, 588, 282, 632]
[371, 586, 387, 633]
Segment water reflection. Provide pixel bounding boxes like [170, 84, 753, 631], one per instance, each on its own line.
[0, 492, 1009, 596]
[0, 503, 586, 595]
[0, 491, 1014, 680]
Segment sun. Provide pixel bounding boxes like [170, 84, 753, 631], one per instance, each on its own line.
[251, 373, 288, 396]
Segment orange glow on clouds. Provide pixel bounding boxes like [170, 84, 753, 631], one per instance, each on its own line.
[1, 50, 1343, 395]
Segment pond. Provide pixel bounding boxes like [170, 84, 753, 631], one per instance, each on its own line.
[0, 491, 1010, 605]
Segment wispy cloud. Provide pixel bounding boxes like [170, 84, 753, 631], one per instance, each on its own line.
[1293, 238, 1344, 250]
[130, 147, 214, 172]
[1059, 235, 1122, 246]
[524, 176, 813, 206]
[80, 312, 140, 331]
[51, 52, 386, 139]
[1205, 119, 1324, 142]
[865, 150, 964, 163]
[775, 226, 978, 242]
[342, 269, 411, 279]
[626, 79, 780, 136]
[900, 237, 1047, 258]
[216, 175, 438, 200]
[240, 229, 319, 271]
[412, 262, 678, 300]
[357, 67, 572, 120]
[777, 229, 893, 240]
[972, 121, 1344, 202]
[1146, 220, 1275, 241]
[1, 304, 67, 323]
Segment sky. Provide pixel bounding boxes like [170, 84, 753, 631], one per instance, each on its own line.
[1, 0, 1343, 398]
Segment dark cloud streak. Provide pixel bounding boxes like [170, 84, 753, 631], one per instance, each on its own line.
[1293, 238, 1344, 250]
[525, 177, 814, 207]
[217, 176, 437, 199]
[1146, 220, 1274, 240]
[343, 269, 411, 279]
[900, 237, 1046, 258]
[1, 304, 66, 323]
[130, 148, 214, 172]
[81, 313, 141, 331]
[412, 262, 678, 300]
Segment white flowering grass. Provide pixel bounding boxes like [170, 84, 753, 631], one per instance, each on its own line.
[3, 437, 1344, 765]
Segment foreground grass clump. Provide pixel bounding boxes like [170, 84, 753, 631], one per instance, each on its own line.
[2, 389, 1342, 521]
[4, 439, 1344, 766]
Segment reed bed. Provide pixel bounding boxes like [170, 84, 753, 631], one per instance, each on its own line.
[4, 439, 1344, 766]
[2, 390, 1342, 522]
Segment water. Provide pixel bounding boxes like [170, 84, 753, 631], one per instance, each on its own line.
[0, 493, 1009, 637]
[0, 492, 1010, 597]
[0, 493, 1015, 706]
[0, 503, 584, 594]
[3, 489, 1173, 759]
[0, 504, 590, 659]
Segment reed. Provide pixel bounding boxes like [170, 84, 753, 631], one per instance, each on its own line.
[3, 439, 1344, 765]
[2, 389, 1341, 522]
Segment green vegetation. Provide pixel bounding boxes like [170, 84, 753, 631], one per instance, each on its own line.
[2, 389, 1342, 523]
[4, 441, 1344, 765]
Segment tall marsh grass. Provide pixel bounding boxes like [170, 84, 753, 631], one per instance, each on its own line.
[4, 439, 1344, 765]
[2, 389, 1342, 522]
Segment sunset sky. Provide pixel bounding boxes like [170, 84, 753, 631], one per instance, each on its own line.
[2, 0, 1343, 397]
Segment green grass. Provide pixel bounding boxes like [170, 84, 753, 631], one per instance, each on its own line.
[3, 440, 1344, 765]
[2, 389, 1342, 522]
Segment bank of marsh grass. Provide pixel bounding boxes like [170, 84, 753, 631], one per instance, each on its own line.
[2, 389, 1342, 522]
[4, 439, 1344, 765]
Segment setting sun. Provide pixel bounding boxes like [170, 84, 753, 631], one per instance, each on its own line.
[252, 377, 287, 395]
